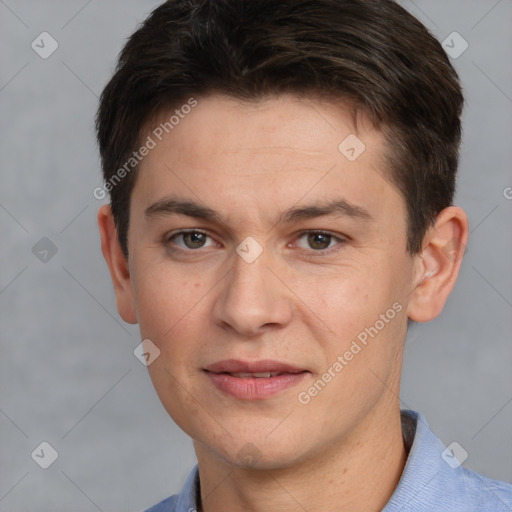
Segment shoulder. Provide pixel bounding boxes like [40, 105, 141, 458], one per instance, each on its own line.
[385, 411, 512, 512]
[140, 464, 199, 512]
[141, 494, 179, 512]
[458, 467, 512, 511]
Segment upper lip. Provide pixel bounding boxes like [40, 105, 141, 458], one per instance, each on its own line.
[204, 359, 307, 374]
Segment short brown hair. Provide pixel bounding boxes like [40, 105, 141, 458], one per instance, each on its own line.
[96, 0, 463, 258]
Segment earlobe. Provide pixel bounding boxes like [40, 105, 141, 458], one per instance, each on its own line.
[407, 206, 469, 323]
[97, 205, 138, 324]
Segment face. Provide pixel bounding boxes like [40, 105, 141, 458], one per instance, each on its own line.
[122, 93, 418, 468]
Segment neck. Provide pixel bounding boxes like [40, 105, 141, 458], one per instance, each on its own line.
[194, 403, 407, 512]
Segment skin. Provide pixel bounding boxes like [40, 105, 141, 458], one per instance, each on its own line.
[98, 93, 468, 512]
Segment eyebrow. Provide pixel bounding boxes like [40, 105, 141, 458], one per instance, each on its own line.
[144, 197, 373, 224]
[145, 199, 224, 223]
[279, 200, 373, 223]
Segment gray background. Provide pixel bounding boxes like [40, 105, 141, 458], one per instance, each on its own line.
[1, 1, 511, 511]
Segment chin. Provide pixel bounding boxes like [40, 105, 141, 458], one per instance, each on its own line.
[204, 433, 310, 471]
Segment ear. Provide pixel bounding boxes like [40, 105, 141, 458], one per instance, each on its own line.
[97, 205, 138, 324]
[407, 206, 469, 322]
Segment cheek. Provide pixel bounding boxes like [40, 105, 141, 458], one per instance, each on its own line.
[132, 266, 212, 432]
[291, 257, 407, 376]
[131, 260, 209, 348]
[290, 265, 385, 336]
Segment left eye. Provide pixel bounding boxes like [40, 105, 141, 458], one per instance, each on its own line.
[168, 231, 216, 250]
[295, 232, 342, 251]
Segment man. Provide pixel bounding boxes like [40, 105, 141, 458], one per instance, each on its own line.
[95, 0, 512, 510]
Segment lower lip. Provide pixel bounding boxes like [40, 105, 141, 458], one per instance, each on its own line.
[205, 371, 309, 400]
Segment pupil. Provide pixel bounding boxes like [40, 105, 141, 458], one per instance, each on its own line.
[184, 232, 205, 248]
[308, 233, 331, 250]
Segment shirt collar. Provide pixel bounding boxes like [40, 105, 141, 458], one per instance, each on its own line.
[383, 409, 465, 511]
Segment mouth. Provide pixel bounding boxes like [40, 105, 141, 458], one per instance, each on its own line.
[203, 359, 310, 400]
[218, 371, 294, 378]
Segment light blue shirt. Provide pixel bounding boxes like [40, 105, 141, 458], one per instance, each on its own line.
[143, 410, 512, 511]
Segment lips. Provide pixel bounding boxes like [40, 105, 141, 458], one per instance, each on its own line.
[204, 359, 306, 375]
[204, 359, 309, 400]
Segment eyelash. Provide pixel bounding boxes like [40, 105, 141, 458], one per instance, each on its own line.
[164, 229, 347, 255]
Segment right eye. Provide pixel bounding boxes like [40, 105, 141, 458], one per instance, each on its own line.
[166, 230, 216, 251]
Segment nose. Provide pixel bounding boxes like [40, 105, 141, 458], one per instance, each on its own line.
[212, 247, 293, 337]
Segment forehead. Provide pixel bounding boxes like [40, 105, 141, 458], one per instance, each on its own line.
[144, 92, 374, 162]
[132, 93, 404, 226]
